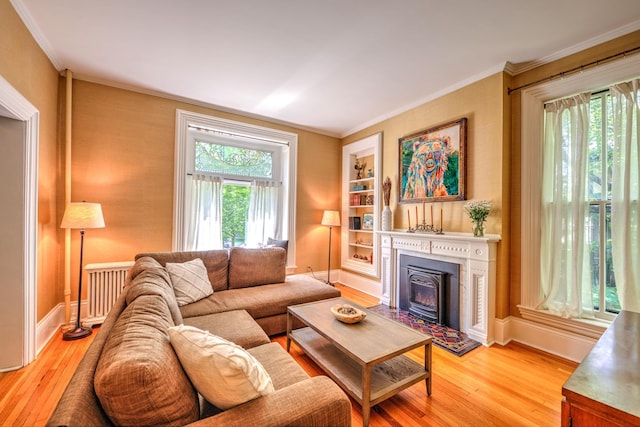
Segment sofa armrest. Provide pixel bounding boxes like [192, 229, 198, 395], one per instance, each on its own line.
[187, 376, 351, 427]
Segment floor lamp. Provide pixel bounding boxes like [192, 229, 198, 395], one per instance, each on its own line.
[61, 202, 105, 341]
[321, 210, 340, 285]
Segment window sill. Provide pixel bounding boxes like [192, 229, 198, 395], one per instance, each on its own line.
[517, 305, 609, 340]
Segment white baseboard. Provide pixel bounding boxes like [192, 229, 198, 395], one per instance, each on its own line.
[494, 315, 597, 363]
[335, 269, 381, 301]
[36, 300, 88, 356]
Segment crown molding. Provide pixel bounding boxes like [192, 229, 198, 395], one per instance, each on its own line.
[10, 0, 62, 70]
[508, 20, 640, 76]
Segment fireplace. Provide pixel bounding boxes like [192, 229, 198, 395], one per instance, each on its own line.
[399, 254, 460, 331]
[406, 267, 445, 324]
[379, 231, 500, 346]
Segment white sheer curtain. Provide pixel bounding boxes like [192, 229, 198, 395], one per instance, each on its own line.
[185, 174, 223, 250]
[610, 79, 640, 312]
[245, 180, 281, 247]
[539, 93, 593, 318]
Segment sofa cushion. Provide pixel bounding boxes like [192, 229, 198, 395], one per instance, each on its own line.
[182, 310, 270, 349]
[125, 256, 183, 325]
[248, 342, 309, 389]
[166, 258, 213, 306]
[168, 325, 274, 410]
[94, 294, 199, 426]
[137, 250, 229, 291]
[228, 247, 286, 289]
[180, 274, 341, 321]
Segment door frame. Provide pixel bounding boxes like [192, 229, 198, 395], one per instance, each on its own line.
[0, 74, 39, 370]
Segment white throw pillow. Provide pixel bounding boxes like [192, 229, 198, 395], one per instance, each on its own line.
[167, 325, 274, 410]
[166, 258, 213, 306]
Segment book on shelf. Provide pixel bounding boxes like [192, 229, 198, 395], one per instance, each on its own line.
[349, 216, 361, 230]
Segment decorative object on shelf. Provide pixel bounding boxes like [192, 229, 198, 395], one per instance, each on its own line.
[464, 200, 491, 237]
[354, 158, 366, 180]
[321, 210, 340, 285]
[382, 176, 392, 231]
[352, 184, 367, 191]
[367, 169, 373, 178]
[365, 195, 374, 205]
[362, 213, 374, 230]
[399, 117, 467, 203]
[331, 303, 366, 324]
[60, 202, 105, 341]
[353, 253, 369, 262]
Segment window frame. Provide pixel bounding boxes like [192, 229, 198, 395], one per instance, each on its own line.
[174, 109, 298, 270]
[518, 54, 640, 336]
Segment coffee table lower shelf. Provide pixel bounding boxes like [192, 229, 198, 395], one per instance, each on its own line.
[289, 326, 429, 408]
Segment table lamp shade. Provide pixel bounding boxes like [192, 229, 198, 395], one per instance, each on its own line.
[321, 210, 340, 227]
[61, 202, 105, 229]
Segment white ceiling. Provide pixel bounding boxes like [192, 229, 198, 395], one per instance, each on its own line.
[12, 0, 640, 137]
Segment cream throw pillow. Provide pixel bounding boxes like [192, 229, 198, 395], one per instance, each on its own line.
[167, 325, 274, 410]
[166, 258, 213, 306]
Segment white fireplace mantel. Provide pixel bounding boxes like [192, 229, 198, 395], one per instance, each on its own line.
[377, 230, 501, 346]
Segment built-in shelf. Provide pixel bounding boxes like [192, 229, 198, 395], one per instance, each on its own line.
[341, 133, 382, 278]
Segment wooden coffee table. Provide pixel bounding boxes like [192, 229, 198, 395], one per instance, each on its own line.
[287, 297, 432, 427]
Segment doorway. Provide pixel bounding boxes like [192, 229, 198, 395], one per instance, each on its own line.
[0, 75, 39, 371]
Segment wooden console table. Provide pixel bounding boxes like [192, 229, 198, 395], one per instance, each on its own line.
[561, 310, 640, 426]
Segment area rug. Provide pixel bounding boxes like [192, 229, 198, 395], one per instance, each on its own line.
[367, 304, 481, 356]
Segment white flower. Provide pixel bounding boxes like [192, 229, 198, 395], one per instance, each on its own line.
[464, 200, 491, 223]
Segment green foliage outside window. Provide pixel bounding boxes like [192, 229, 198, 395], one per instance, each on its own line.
[587, 94, 620, 314]
[221, 185, 249, 248]
[195, 141, 273, 178]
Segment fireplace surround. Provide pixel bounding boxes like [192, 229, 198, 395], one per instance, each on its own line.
[378, 230, 500, 346]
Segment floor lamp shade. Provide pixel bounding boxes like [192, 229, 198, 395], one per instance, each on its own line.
[321, 210, 340, 285]
[61, 202, 105, 229]
[61, 202, 105, 340]
[321, 210, 341, 227]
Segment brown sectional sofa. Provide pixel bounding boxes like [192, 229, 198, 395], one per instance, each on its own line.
[48, 247, 350, 426]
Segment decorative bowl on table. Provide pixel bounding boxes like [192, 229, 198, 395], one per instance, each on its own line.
[330, 303, 366, 324]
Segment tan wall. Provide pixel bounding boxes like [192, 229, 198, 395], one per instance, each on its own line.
[68, 80, 341, 294]
[342, 73, 511, 318]
[0, 0, 61, 321]
[508, 30, 640, 317]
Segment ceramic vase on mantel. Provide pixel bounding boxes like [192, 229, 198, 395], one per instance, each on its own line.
[382, 205, 392, 231]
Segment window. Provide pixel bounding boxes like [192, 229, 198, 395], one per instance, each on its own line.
[173, 110, 297, 267]
[540, 92, 621, 320]
[587, 93, 621, 316]
[191, 137, 282, 249]
[519, 54, 640, 333]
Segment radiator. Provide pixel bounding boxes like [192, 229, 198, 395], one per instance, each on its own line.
[83, 261, 134, 327]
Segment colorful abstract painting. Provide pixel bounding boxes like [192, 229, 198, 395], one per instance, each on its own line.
[399, 118, 466, 203]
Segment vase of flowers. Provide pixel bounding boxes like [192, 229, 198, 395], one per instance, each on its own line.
[464, 200, 491, 237]
[381, 177, 392, 231]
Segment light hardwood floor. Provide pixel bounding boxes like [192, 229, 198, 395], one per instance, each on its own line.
[0, 283, 577, 427]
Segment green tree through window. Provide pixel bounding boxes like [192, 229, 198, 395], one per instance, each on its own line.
[195, 141, 273, 178]
[221, 184, 249, 248]
[587, 93, 620, 315]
